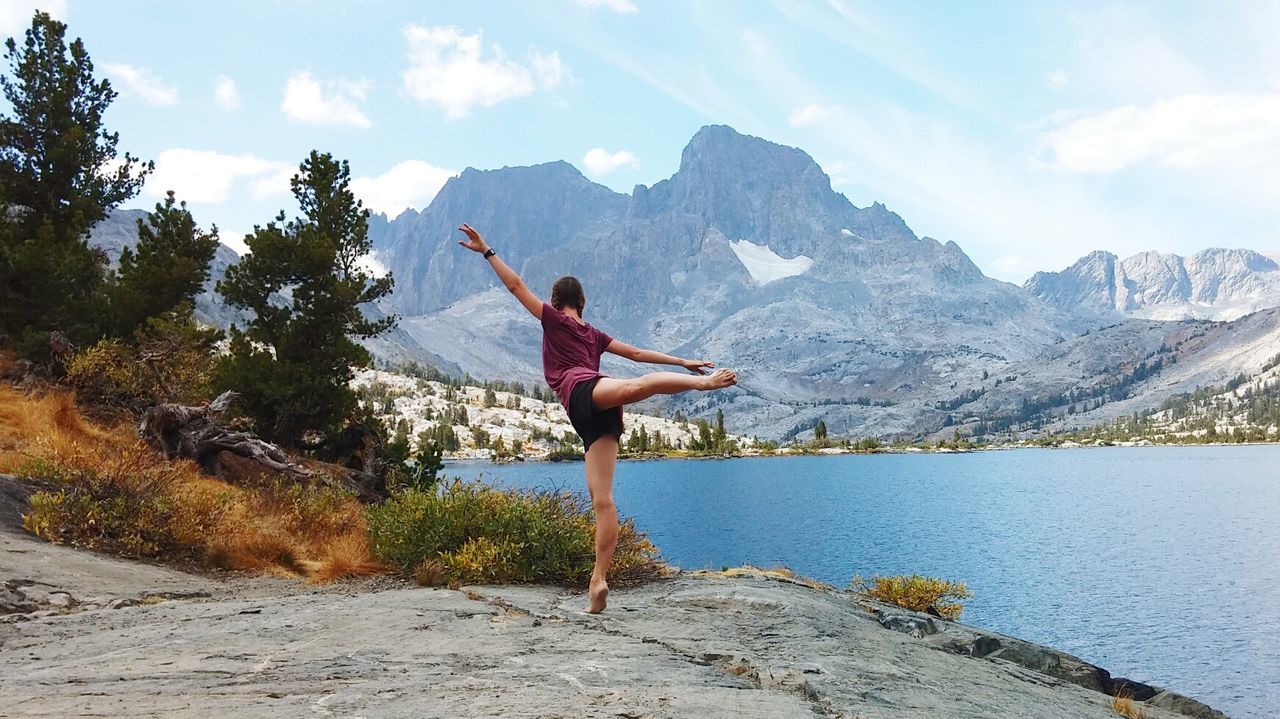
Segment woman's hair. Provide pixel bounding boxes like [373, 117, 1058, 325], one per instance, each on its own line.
[551, 275, 586, 314]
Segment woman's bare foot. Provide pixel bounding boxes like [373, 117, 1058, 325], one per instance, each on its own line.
[697, 367, 737, 390]
[586, 577, 609, 614]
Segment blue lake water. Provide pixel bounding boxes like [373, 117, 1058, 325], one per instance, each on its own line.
[447, 447, 1280, 719]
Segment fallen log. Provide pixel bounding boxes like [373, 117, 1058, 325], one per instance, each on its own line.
[138, 391, 311, 479]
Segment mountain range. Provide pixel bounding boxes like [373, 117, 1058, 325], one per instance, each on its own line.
[1026, 248, 1280, 321]
[92, 125, 1280, 441]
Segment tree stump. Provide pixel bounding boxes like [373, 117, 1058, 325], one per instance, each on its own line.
[138, 391, 311, 479]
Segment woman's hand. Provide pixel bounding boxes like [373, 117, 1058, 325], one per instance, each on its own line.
[681, 358, 715, 375]
[457, 223, 490, 254]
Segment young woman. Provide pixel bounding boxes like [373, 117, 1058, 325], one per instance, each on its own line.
[457, 224, 737, 613]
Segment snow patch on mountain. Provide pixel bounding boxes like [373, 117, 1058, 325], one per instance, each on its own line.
[357, 250, 388, 276]
[728, 239, 814, 285]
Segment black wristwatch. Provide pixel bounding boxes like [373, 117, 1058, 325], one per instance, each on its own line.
[483, 248, 496, 259]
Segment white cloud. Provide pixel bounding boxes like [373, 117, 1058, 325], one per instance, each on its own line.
[219, 229, 250, 257]
[103, 63, 178, 106]
[146, 148, 294, 204]
[1037, 92, 1280, 174]
[0, 0, 66, 37]
[530, 50, 568, 88]
[1046, 69, 1069, 91]
[350, 160, 456, 215]
[788, 103, 840, 127]
[281, 71, 372, 128]
[401, 25, 567, 119]
[575, 0, 638, 14]
[214, 75, 240, 110]
[581, 148, 637, 176]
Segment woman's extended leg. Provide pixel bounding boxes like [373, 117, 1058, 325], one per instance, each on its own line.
[584, 434, 619, 614]
[592, 368, 736, 410]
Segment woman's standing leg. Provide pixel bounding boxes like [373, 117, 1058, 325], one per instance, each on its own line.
[584, 434, 619, 613]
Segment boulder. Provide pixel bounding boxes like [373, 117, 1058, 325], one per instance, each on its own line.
[0, 584, 34, 614]
[1149, 691, 1231, 719]
[988, 642, 1112, 693]
[878, 613, 940, 637]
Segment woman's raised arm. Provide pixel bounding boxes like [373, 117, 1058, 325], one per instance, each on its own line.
[457, 223, 542, 320]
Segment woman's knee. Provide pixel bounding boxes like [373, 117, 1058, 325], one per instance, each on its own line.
[591, 494, 616, 516]
[618, 379, 646, 405]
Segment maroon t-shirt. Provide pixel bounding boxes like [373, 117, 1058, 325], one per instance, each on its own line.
[541, 302, 613, 407]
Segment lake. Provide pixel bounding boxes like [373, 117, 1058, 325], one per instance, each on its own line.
[447, 446, 1280, 719]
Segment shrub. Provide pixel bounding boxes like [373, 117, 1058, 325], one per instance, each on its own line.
[65, 311, 220, 412]
[20, 444, 203, 557]
[397, 441, 444, 492]
[365, 480, 662, 586]
[851, 574, 973, 620]
[441, 536, 523, 583]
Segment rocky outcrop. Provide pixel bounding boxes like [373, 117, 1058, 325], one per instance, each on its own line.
[0, 536, 1230, 719]
[0, 578, 210, 623]
[863, 602, 1226, 718]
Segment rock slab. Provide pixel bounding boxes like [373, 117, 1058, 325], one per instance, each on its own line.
[0, 569, 1230, 719]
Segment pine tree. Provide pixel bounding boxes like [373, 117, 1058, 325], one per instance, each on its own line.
[217, 151, 395, 447]
[108, 192, 219, 338]
[0, 11, 150, 352]
[814, 419, 828, 441]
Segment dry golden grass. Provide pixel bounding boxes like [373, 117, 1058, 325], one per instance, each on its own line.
[707, 565, 833, 591]
[204, 529, 303, 574]
[2, 385, 380, 582]
[304, 532, 383, 584]
[414, 558, 447, 587]
[1111, 690, 1148, 719]
[0, 385, 119, 469]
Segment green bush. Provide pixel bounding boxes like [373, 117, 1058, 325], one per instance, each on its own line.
[22, 458, 187, 558]
[365, 480, 661, 585]
[851, 574, 973, 620]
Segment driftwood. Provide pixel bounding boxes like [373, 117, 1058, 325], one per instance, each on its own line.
[139, 391, 311, 479]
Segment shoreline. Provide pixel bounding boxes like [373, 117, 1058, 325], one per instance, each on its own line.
[445, 440, 1280, 466]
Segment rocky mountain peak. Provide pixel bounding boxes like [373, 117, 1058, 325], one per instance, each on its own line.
[631, 126, 856, 256]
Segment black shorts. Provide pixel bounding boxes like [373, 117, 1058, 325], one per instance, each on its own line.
[567, 377, 623, 452]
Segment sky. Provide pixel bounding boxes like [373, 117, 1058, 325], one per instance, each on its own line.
[4, 0, 1278, 282]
